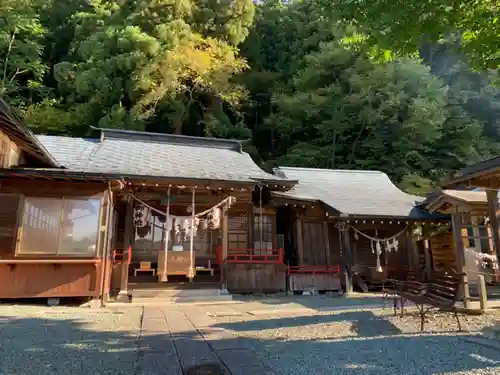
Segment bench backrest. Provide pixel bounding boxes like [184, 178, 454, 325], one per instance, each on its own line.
[426, 270, 463, 306]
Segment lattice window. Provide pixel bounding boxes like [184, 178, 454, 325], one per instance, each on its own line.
[228, 214, 248, 231]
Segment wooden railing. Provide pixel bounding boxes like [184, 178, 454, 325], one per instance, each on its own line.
[287, 265, 340, 275]
[112, 246, 132, 264]
[224, 248, 284, 264]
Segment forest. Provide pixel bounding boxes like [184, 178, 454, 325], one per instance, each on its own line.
[2, 0, 500, 194]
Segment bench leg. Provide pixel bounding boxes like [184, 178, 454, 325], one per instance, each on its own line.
[454, 310, 462, 332]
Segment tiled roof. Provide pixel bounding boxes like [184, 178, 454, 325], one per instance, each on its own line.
[35, 129, 287, 183]
[272, 166, 437, 219]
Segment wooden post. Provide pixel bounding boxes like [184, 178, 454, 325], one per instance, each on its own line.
[323, 221, 331, 266]
[296, 215, 304, 265]
[100, 186, 114, 306]
[117, 195, 134, 302]
[451, 212, 470, 308]
[405, 228, 418, 271]
[478, 274, 488, 311]
[220, 203, 229, 291]
[423, 237, 432, 278]
[341, 223, 353, 294]
[486, 189, 500, 266]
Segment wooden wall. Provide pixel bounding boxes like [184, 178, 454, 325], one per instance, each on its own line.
[296, 206, 335, 266]
[224, 263, 286, 293]
[346, 222, 409, 276]
[0, 178, 109, 299]
[0, 130, 23, 168]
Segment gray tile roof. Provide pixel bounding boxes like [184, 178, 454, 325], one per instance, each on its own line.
[35, 129, 286, 183]
[272, 167, 437, 219]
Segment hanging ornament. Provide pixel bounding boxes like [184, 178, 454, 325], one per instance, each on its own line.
[376, 240, 383, 272]
[133, 205, 150, 227]
[136, 225, 150, 238]
[376, 255, 383, 272]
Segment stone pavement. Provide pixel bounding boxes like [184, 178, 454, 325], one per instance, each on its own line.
[138, 305, 273, 375]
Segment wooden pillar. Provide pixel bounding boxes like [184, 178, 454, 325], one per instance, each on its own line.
[486, 189, 500, 265]
[405, 228, 418, 271]
[478, 274, 488, 311]
[323, 221, 331, 266]
[117, 194, 134, 301]
[341, 223, 353, 294]
[220, 203, 229, 291]
[296, 214, 304, 265]
[451, 212, 470, 308]
[423, 239, 431, 277]
[100, 186, 114, 305]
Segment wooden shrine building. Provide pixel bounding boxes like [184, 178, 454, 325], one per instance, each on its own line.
[0, 101, 295, 300]
[271, 167, 447, 293]
[0, 98, 457, 301]
[423, 189, 499, 293]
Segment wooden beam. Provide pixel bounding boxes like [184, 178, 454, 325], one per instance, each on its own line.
[451, 212, 470, 308]
[295, 214, 304, 265]
[323, 221, 331, 266]
[486, 189, 500, 265]
[405, 228, 418, 271]
[220, 202, 229, 291]
[117, 194, 134, 301]
[341, 225, 353, 294]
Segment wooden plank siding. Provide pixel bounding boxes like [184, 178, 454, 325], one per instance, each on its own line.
[0, 178, 109, 299]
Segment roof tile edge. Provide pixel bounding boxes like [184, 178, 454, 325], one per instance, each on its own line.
[276, 166, 385, 175]
[94, 127, 245, 152]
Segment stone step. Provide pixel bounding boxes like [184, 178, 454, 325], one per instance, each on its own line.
[130, 294, 233, 304]
[131, 288, 227, 299]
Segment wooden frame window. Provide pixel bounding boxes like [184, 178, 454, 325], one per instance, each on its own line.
[253, 215, 273, 251]
[17, 197, 101, 256]
[228, 215, 248, 249]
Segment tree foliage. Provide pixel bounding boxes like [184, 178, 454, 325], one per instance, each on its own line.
[2, 0, 500, 195]
[334, 0, 500, 71]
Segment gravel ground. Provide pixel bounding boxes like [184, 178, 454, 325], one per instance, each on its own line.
[1, 300, 500, 375]
[0, 305, 143, 375]
[209, 306, 500, 375]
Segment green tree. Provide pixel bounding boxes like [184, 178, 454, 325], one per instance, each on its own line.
[269, 37, 490, 187]
[0, 0, 47, 104]
[334, 0, 500, 71]
[48, 0, 254, 136]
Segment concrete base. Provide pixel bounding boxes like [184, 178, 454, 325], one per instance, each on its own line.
[116, 291, 132, 303]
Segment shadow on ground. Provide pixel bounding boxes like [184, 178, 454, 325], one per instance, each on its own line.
[215, 310, 403, 337]
[0, 309, 499, 375]
[231, 294, 390, 311]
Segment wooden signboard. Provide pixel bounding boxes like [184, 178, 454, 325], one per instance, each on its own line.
[158, 251, 193, 278]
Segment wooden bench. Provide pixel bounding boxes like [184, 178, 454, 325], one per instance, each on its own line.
[134, 261, 156, 276]
[399, 270, 464, 331]
[383, 270, 425, 315]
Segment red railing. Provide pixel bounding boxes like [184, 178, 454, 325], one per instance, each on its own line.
[224, 248, 284, 264]
[287, 265, 340, 275]
[112, 246, 132, 264]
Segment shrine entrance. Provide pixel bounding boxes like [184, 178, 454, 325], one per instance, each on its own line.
[111, 183, 240, 302]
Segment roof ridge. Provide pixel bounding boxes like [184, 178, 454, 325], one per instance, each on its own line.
[277, 166, 386, 175]
[94, 127, 246, 152]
